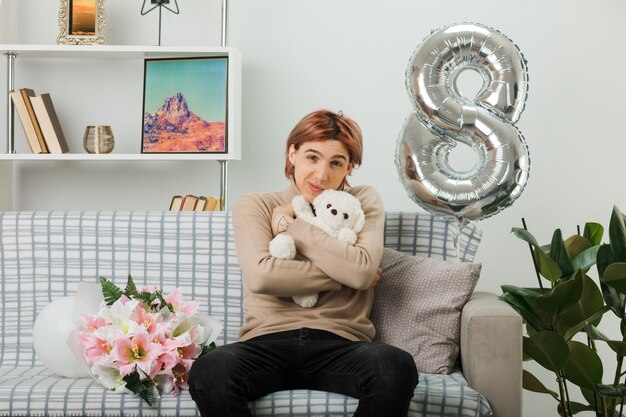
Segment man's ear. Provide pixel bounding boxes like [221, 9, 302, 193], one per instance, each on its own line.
[288, 144, 296, 165]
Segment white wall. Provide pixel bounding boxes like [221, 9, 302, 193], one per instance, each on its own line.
[0, 0, 14, 42]
[3, 0, 626, 415]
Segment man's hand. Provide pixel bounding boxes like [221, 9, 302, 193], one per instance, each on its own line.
[272, 203, 295, 235]
[369, 267, 382, 289]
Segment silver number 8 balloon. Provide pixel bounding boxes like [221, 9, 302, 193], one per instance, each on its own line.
[396, 22, 530, 224]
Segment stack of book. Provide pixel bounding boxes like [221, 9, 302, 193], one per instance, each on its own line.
[9, 87, 69, 154]
[169, 195, 223, 211]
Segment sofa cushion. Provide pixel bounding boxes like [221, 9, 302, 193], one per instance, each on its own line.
[371, 248, 481, 374]
[0, 366, 490, 417]
[250, 372, 490, 417]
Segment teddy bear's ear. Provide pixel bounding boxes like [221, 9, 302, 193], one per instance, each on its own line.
[353, 208, 365, 233]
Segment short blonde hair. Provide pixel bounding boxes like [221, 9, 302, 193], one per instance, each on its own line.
[284, 110, 363, 187]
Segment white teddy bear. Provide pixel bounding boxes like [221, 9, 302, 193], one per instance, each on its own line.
[269, 189, 365, 308]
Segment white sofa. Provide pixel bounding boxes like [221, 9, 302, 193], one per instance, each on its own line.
[0, 211, 522, 417]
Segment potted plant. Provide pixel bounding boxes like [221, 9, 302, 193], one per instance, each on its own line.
[501, 206, 626, 416]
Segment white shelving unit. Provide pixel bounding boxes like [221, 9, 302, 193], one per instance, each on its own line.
[1, 44, 241, 211]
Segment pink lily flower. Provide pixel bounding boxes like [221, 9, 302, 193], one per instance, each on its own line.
[82, 314, 108, 333]
[153, 371, 179, 396]
[80, 331, 113, 364]
[133, 306, 161, 335]
[172, 362, 190, 390]
[177, 343, 198, 362]
[112, 330, 160, 377]
[165, 289, 198, 316]
[148, 336, 183, 377]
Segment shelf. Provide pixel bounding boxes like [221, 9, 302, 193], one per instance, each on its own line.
[0, 153, 236, 161]
[2, 44, 242, 161]
[1, 44, 242, 211]
[0, 44, 236, 59]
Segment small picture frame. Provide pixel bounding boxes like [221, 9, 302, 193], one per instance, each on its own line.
[141, 56, 229, 154]
[57, 0, 106, 45]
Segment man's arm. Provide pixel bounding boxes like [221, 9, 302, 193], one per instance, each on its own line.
[286, 185, 384, 291]
[233, 193, 341, 297]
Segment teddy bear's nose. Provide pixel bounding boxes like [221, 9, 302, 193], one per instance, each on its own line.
[331, 209, 337, 215]
[344, 213, 349, 220]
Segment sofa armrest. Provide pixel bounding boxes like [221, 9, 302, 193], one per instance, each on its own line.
[460, 291, 523, 417]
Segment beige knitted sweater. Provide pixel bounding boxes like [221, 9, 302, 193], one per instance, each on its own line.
[232, 181, 384, 342]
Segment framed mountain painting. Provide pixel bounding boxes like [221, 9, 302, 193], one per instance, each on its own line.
[141, 56, 229, 154]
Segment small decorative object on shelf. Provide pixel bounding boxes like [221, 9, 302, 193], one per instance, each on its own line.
[58, 0, 106, 45]
[140, 0, 180, 46]
[83, 125, 114, 154]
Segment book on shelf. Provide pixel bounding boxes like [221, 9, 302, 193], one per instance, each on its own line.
[169, 195, 183, 211]
[194, 196, 208, 211]
[9, 88, 48, 154]
[203, 196, 220, 211]
[169, 195, 222, 211]
[180, 195, 199, 211]
[29, 93, 69, 154]
[20, 88, 49, 153]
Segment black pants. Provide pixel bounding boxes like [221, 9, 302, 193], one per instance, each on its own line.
[188, 328, 418, 417]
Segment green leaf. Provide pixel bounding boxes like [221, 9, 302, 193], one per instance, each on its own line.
[562, 305, 611, 342]
[583, 222, 604, 246]
[556, 274, 605, 337]
[500, 288, 549, 331]
[609, 205, 626, 262]
[597, 244, 626, 317]
[598, 243, 617, 278]
[523, 331, 569, 372]
[601, 282, 626, 319]
[532, 270, 584, 319]
[502, 277, 585, 331]
[523, 369, 559, 399]
[154, 289, 175, 313]
[603, 263, 626, 295]
[135, 291, 154, 306]
[512, 227, 541, 247]
[534, 246, 562, 282]
[200, 341, 217, 357]
[585, 323, 626, 356]
[551, 229, 574, 278]
[501, 285, 543, 298]
[135, 287, 175, 313]
[122, 372, 156, 406]
[565, 235, 592, 267]
[572, 246, 600, 273]
[563, 340, 603, 391]
[580, 387, 601, 412]
[585, 322, 611, 342]
[511, 227, 562, 282]
[124, 275, 138, 297]
[99, 276, 123, 306]
[605, 338, 626, 357]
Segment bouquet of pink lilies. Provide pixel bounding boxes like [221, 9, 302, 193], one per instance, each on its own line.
[79, 275, 221, 405]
